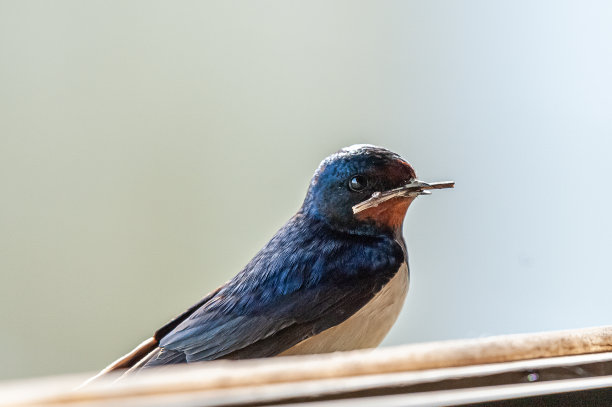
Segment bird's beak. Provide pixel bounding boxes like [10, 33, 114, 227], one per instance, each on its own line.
[352, 180, 454, 215]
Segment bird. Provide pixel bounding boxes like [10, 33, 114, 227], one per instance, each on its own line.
[90, 144, 453, 381]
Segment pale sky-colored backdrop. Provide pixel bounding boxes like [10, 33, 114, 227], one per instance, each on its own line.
[1, 1, 611, 380]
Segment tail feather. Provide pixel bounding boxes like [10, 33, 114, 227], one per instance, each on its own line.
[83, 286, 223, 387]
[129, 347, 186, 372]
[80, 337, 158, 386]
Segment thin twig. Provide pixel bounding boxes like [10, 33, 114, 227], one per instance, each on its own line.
[352, 181, 455, 214]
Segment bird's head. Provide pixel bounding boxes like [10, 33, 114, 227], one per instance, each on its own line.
[302, 144, 452, 236]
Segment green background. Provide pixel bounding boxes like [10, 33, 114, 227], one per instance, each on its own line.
[1, 0, 611, 380]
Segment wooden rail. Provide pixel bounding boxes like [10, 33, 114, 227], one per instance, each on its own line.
[1, 325, 611, 406]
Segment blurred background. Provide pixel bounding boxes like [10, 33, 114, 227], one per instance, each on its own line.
[1, 0, 611, 381]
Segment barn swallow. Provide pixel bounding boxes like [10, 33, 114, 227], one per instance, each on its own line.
[91, 144, 453, 380]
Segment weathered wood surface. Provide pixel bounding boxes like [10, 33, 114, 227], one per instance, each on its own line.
[1, 325, 611, 406]
[271, 375, 612, 407]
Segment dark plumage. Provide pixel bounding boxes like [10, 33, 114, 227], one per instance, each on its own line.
[146, 216, 403, 366]
[90, 144, 448, 380]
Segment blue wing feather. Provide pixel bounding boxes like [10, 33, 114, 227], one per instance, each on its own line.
[144, 213, 403, 367]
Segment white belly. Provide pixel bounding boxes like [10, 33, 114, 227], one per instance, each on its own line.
[279, 262, 409, 356]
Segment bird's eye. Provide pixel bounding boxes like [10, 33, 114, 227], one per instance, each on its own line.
[348, 175, 368, 192]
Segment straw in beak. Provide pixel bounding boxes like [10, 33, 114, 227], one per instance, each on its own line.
[352, 180, 454, 215]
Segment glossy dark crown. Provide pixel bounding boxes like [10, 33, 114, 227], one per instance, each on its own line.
[301, 145, 416, 235]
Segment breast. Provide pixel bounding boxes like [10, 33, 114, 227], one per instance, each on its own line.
[279, 262, 409, 356]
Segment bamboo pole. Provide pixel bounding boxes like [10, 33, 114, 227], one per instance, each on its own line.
[2, 325, 612, 406]
[271, 376, 612, 407]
